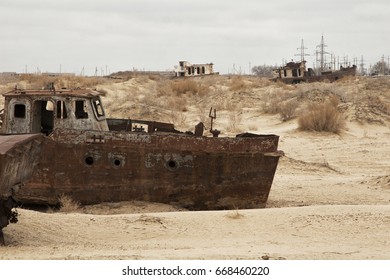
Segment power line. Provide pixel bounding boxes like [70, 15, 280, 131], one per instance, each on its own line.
[359, 55, 365, 75]
[316, 34, 329, 72]
[295, 39, 310, 62]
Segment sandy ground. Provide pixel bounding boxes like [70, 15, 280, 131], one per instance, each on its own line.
[1, 111, 389, 260]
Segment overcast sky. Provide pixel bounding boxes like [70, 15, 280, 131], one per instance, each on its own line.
[0, 0, 388, 75]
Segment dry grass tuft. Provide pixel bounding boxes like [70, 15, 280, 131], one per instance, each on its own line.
[229, 76, 247, 91]
[58, 194, 81, 213]
[262, 88, 299, 121]
[15, 74, 109, 90]
[225, 210, 245, 219]
[298, 99, 345, 133]
[279, 99, 299, 121]
[157, 79, 209, 97]
[170, 79, 199, 95]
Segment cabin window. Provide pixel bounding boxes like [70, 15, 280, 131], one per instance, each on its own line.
[202, 66, 205, 74]
[283, 69, 287, 77]
[292, 69, 298, 77]
[14, 104, 26, 118]
[92, 98, 105, 118]
[197, 67, 200, 74]
[56, 101, 68, 119]
[75, 100, 88, 119]
[40, 100, 54, 135]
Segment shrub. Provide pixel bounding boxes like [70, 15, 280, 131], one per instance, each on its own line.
[58, 194, 81, 213]
[279, 99, 299, 121]
[170, 79, 199, 95]
[225, 210, 244, 219]
[229, 76, 246, 91]
[298, 99, 345, 133]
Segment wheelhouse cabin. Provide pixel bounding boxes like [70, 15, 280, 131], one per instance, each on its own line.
[1, 87, 108, 135]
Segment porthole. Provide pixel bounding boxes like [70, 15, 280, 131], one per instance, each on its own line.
[113, 158, 122, 167]
[85, 156, 94, 166]
[166, 160, 178, 170]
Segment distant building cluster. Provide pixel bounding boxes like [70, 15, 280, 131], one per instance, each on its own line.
[174, 61, 215, 77]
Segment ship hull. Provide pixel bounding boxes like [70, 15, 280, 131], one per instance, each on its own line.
[0, 134, 43, 243]
[271, 65, 357, 84]
[15, 129, 282, 210]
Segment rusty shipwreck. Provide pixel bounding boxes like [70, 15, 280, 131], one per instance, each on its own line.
[271, 60, 357, 84]
[0, 84, 282, 242]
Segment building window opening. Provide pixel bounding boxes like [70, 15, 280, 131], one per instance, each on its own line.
[202, 67, 205, 74]
[14, 104, 26, 118]
[75, 100, 88, 119]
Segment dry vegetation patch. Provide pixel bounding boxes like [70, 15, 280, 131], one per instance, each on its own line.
[17, 74, 109, 89]
[298, 98, 345, 133]
[225, 210, 245, 219]
[157, 79, 209, 97]
[229, 76, 247, 91]
[58, 194, 81, 213]
[2, 74, 390, 135]
[262, 88, 299, 121]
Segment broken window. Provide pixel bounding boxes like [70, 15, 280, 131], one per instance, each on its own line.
[56, 101, 68, 119]
[92, 98, 105, 118]
[41, 100, 54, 135]
[75, 100, 88, 119]
[14, 104, 26, 118]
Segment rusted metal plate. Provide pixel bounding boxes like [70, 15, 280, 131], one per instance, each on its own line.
[0, 134, 44, 199]
[0, 134, 43, 245]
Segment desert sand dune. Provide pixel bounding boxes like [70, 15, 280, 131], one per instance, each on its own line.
[1, 75, 389, 259]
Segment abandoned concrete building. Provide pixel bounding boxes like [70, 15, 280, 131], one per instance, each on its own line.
[175, 61, 215, 77]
